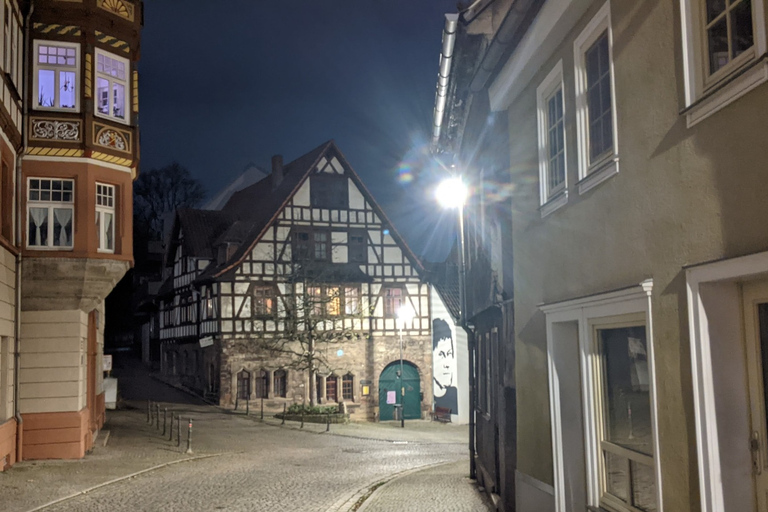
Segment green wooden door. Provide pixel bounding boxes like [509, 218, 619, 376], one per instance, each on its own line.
[378, 362, 420, 421]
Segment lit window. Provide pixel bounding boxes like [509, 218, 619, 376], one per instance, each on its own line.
[307, 286, 324, 317]
[96, 183, 115, 252]
[253, 286, 276, 317]
[34, 41, 79, 110]
[327, 286, 341, 316]
[95, 48, 129, 123]
[27, 178, 74, 249]
[383, 287, 405, 318]
[536, 61, 567, 214]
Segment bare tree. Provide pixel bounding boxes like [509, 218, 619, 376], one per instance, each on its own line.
[133, 162, 206, 243]
[237, 264, 368, 406]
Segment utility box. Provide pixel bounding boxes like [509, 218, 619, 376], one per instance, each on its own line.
[104, 377, 118, 410]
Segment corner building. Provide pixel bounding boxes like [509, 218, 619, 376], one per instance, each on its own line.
[15, 0, 141, 461]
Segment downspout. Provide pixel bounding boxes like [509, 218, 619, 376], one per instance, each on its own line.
[458, 205, 477, 480]
[14, 0, 34, 463]
[431, 13, 459, 149]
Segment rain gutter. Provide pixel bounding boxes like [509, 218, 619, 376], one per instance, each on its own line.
[430, 13, 459, 148]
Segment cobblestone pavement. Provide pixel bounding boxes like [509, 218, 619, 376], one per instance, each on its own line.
[359, 459, 492, 512]
[0, 359, 487, 512]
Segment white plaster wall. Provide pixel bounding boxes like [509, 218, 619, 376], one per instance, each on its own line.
[0, 248, 16, 421]
[429, 287, 469, 424]
[516, 471, 555, 512]
[19, 309, 88, 413]
[349, 180, 365, 209]
[293, 180, 310, 207]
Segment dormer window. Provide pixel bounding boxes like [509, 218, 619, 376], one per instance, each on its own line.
[34, 41, 79, 111]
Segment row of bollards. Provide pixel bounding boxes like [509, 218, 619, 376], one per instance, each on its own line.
[147, 400, 193, 454]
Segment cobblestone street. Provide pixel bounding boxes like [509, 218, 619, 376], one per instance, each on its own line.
[0, 359, 491, 512]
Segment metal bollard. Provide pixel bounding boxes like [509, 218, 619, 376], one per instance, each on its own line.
[176, 414, 181, 447]
[246, 397, 249, 416]
[281, 403, 286, 425]
[162, 408, 167, 436]
[168, 413, 174, 441]
[260, 398, 264, 421]
[185, 418, 193, 454]
[156, 403, 160, 430]
[146, 400, 151, 423]
[300, 411, 304, 429]
[326, 414, 330, 432]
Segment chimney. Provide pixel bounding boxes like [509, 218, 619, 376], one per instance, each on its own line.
[272, 154, 283, 189]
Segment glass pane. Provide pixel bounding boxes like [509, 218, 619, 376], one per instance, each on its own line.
[105, 212, 114, 250]
[600, 325, 654, 455]
[113, 82, 125, 119]
[708, 17, 729, 74]
[707, 0, 726, 23]
[37, 69, 55, 107]
[630, 460, 658, 511]
[52, 208, 72, 247]
[758, 303, 768, 433]
[59, 71, 76, 109]
[604, 451, 629, 503]
[96, 77, 109, 115]
[96, 212, 101, 248]
[732, 0, 754, 58]
[28, 207, 48, 246]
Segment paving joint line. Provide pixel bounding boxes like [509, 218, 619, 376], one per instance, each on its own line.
[23, 452, 232, 512]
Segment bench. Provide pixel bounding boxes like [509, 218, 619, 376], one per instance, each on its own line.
[431, 406, 452, 423]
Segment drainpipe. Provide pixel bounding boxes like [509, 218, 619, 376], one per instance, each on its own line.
[14, 0, 34, 463]
[431, 13, 459, 149]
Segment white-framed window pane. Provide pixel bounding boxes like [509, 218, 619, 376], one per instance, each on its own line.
[96, 77, 109, 115]
[59, 70, 76, 109]
[52, 207, 72, 247]
[604, 451, 629, 502]
[112, 82, 125, 118]
[630, 460, 657, 512]
[38, 69, 54, 107]
[28, 207, 48, 246]
[586, 31, 612, 162]
[104, 211, 114, 250]
[344, 287, 360, 315]
[546, 89, 565, 193]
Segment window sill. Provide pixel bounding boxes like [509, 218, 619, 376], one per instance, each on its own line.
[578, 157, 619, 195]
[540, 190, 568, 218]
[94, 111, 131, 127]
[684, 55, 768, 128]
[32, 106, 80, 114]
[26, 246, 74, 251]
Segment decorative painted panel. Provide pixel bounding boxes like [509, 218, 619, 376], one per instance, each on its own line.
[30, 118, 81, 142]
[32, 23, 82, 36]
[96, 0, 135, 22]
[93, 123, 131, 153]
[95, 30, 130, 53]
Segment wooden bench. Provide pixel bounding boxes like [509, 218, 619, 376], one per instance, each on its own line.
[431, 406, 452, 423]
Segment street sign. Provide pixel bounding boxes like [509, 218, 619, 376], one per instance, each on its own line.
[103, 354, 113, 372]
[199, 336, 214, 348]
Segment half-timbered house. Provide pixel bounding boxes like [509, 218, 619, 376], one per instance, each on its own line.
[157, 141, 434, 421]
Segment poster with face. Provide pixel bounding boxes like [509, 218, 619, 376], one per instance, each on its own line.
[433, 318, 458, 414]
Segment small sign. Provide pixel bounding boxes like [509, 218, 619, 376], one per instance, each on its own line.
[360, 379, 371, 385]
[386, 390, 396, 404]
[103, 354, 112, 372]
[199, 336, 214, 348]
[362, 385, 370, 396]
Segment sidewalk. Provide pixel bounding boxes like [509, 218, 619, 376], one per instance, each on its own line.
[358, 459, 493, 512]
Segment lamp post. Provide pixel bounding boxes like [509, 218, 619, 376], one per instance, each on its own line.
[435, 176, 475, 479]
[396, 303, 415, 428]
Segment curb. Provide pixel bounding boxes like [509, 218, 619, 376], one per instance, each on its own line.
[324, 460, 453, 512]
[24, 453, 227, 512]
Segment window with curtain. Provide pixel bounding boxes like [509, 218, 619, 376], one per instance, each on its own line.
[96, 183, 115, 252]
[27, 178, 74, 249]
[95, 48, 128, 122]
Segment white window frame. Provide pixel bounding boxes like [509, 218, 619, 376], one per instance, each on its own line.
[573, 1, 619, 195]
[536, 60, 568, 217]
[96, 182, 115, 253]
[680, 0, 768, 126]
[542, 280, 662, 512]
[26, 177, 75, 250]
[32, 40, 80, 112]
[94, 48, 130, 125]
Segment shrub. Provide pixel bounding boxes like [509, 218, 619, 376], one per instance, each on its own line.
[286, 403, 339, 415]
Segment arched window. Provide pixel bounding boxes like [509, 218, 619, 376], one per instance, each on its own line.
[274, 370, 287, 398]
[342, 373, 354, 401]
[254, 369, 269, 399]
[237, 370, 251, 400]
[326, 374, 338, 402]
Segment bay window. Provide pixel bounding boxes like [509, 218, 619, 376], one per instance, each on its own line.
[34, 41, 79, 111]
[27, 178, 74, 249]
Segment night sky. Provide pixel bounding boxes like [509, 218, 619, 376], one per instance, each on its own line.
[139, 1, 461, 261]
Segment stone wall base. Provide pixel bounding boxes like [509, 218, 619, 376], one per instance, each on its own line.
[0, 417, 17, 470]
[21, 408, 93, 460]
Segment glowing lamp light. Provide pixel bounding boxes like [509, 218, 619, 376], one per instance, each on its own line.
[435, 177, 468, 209]
[397, 304, 416, 324]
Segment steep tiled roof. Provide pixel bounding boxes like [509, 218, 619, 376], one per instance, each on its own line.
[176, 208, 236, 259]
[425, 260, 461, 321]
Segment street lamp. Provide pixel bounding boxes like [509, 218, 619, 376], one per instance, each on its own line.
[435, 175, 475, 479]
[396, 303, 416, 428]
